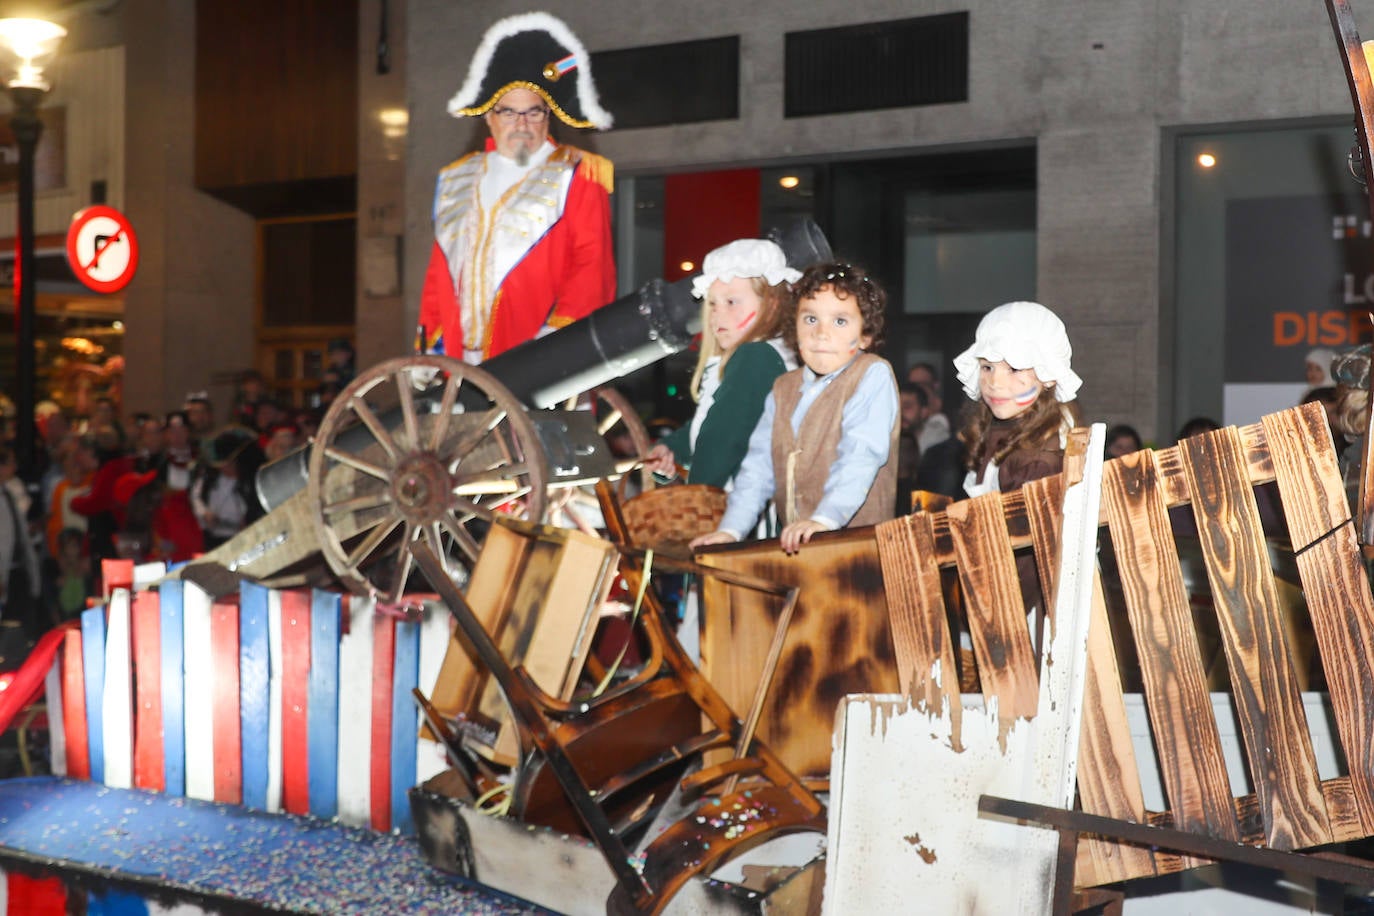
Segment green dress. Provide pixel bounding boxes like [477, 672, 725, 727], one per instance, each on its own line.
[660, 340, 791, 487]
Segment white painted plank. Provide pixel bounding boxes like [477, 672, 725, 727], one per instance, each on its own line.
[415, 599, 451, 786]
[101, 589, 133, 789]
[133, 561, 166, 590]
[1017, 422, 1106, 911]
[823, 425, 1106, 913]
[266, 589, 284, 814]
[147, 902, 212, 915]
[336, 595, 374, 827]
[182, 581, 215, 800]
[44, 654, 65, 777]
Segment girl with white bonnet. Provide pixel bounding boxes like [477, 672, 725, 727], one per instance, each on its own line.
[953, 301, 1083, 498]
[646, 239, 799, 487]
[1305, 347, 1337, 394]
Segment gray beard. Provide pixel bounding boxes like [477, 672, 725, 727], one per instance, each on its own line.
[514, 147, 531, 167]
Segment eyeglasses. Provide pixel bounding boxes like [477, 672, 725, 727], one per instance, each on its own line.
[491, 105, 550, 125]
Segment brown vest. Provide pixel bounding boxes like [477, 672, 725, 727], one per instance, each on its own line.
[770, 352, 899, 528]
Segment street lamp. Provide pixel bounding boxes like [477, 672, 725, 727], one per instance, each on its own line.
[0, 17, 63, 478]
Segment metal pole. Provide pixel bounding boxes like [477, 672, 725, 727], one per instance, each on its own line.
[10, 85, 42, 479]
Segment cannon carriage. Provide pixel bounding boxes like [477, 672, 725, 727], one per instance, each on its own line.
[34, 217, 832, 914]
[179, 219, 832, 608]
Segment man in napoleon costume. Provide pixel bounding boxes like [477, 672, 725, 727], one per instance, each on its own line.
[418, 12, 617, 364]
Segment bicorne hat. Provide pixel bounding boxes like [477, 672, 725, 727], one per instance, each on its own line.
[447, 11, 613, 130]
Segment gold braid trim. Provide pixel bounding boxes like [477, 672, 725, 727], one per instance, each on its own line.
[440, 150, 482, 173]
[451, 80, 596, 129]
[574, 150, 614, 194]
[481, 288, 503, 358]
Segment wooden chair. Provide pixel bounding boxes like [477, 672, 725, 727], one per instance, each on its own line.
[878, 403, 1374, 910]
[411, 505, 826, 915]
[423, 520, 622, 766]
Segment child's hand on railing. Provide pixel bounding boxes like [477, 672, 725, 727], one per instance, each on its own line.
[780, 519, 828, 555]
[689, 530, 737, 549]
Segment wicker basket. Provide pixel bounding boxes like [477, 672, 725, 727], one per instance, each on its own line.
[619, 483, 728, 553]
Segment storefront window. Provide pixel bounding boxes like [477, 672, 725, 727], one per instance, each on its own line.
[0, 244, 125, 422]
[612, 148, 1036, 423]
[829, 146, 1035, 409]
[0, 307, 123, 421]
[1172, 120, 1361, 430]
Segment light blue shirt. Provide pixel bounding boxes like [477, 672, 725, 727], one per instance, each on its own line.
[718, 358, 899, 538]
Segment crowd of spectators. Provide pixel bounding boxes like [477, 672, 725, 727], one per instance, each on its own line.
[5, 355, 351, 645]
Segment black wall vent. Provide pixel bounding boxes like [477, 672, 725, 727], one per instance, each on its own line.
[785, 12, 968, 118]
[591, 36, 739, 130]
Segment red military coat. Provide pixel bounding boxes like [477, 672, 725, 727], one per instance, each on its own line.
[418, 139, 616, 361]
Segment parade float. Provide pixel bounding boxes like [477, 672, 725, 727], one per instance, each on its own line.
[10, 1, 1374, 912]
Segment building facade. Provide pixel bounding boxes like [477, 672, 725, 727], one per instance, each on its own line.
[14, 0, 1364, 443]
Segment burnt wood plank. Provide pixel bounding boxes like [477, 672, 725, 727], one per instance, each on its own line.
[1077, 581, 1158, 883]
[1263, 403, 1374, 836]
[1237, 422, 1276, 484]
[1101, 448, 1239, 845]
[1093, 777, 1363, 884]
[928, 489, 1034, 562]
[1180, 425, 1331, 850]
[1025, 466, 1157, 886]
[1070, 572, 1162, 887]
[1024, 472, 1063, 659]
[981, 796, 1374, 888]
[1152, 421, 1273, 512]
[1024, 472, 1067, 632]
[429, 522, 533, 720]
[1139, 777, 1361, 853]
[1322, 777, 1366, 842]
[946, 492, 1039, 726]
[1153, 443, 1193, 509]
[875, 513, 960, 715]
[698, 534, 897, 779]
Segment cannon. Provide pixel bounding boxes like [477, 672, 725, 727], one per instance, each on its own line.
[180, 219, 832, 603]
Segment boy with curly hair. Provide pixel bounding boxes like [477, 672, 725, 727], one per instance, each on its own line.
[692, 262, 899, 554]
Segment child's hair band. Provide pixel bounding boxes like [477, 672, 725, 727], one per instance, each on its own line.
[822, 265, 871, 283]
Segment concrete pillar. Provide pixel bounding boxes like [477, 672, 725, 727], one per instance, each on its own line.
[356, 0, 411, 371]
[123, 0, 255, 421]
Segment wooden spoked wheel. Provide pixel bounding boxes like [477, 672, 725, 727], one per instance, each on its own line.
[582, 386, 653, 493]
[307, 355, 549, 603]
[548, 386, 653, 533]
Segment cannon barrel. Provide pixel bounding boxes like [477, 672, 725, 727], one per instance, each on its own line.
[482, 217, 832, 407]
[483, 276, 695, 408]
[254, 218, 832, 511]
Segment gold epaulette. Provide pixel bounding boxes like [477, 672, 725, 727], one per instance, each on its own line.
[575, 151, 614, 195]
[442, 150, 481, 173]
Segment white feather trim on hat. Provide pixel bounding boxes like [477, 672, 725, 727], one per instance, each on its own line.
[446, 11, 613, 130]
[952, 301, 1082, 403]
[690, 239, 801, 299]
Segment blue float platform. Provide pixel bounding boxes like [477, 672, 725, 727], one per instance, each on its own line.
[0, 776, 552, 914]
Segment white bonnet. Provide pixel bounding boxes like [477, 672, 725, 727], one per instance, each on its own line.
[953, 301, 1082, 403]
[691, 239, 801, 299]
[1306, 348, 1336, 388]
